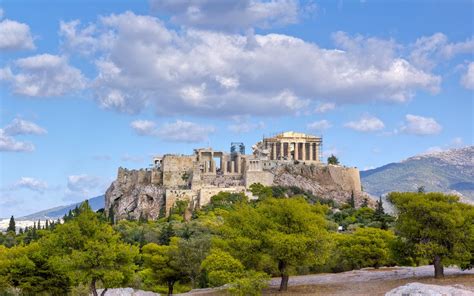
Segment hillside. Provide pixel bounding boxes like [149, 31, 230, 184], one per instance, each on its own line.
[19, 195, 105, 220]
[361, 146, 474, 202]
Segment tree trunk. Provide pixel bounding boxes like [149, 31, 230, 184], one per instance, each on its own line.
[434, 255, 444, 278]
[90, 279, 98, 296]
[278, 260, 289, 291]
[167, 280, 174, 295]
[100, 288, 108, 296]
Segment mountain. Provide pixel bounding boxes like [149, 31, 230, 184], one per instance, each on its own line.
[361, 146, 474, 202]
[19, 195, 105, 220]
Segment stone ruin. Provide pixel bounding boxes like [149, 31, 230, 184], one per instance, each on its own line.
[105, 131, 367, 221]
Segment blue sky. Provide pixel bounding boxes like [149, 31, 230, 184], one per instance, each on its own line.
[0, 0, 473, 217]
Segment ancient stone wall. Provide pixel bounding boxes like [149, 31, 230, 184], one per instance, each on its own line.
[165, 189, 198, 216]
[245, 170, 274, 188]
[162, 155, 194, 188]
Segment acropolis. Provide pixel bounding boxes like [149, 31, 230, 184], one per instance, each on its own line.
[106, 131, 363, 220]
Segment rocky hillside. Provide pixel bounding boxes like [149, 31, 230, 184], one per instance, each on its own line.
[361, 146, 474, 202]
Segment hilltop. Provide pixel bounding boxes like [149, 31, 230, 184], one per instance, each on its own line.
[361, 146, 474, 202]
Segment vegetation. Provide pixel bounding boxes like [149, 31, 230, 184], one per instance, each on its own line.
[389, 192, 474, 278]
[327, 154, 340, 165]
[0, 186, 472, 295]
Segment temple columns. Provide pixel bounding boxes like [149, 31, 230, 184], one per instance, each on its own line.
[294, 142, 299, 160]
[309, 143, 314, 161]
[272, 143, 276, 160]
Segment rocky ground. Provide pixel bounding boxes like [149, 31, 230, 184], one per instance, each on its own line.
[181, 265, 474, 296]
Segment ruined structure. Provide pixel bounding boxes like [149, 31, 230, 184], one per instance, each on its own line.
[105, 131, 367, 221]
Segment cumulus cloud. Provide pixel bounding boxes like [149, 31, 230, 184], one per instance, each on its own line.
[307, 119, 332, 131]
[13, 177, 48, 193]
[461, 62, 474, 90]
[228, 117, 265, 133]
[0, 18, 35, 51]
[3, 118, 47, 136]
[314, 102, 336, 113]
[130, 120, 157, 136]
[150, 0, 304, 31]
[66, 174, 105, 200]
[131, 119, 215, 143]
[0, 54, 86, 97]
[409, 33, 474, 70]
[400, 114, 442, 135]
[0, 129, 34, 152]
[158, 120, 215, 143]
[344, 115, 385, 132]
[0, 118, 46, 152]
[52, 12, 440, 117]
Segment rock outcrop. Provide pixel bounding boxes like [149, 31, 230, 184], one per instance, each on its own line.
[105, 168, 166, 221]
[385, 282, 474, 296]
[271, 163, 372, 206]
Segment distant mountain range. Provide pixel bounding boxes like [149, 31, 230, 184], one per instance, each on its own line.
[361, 146, 474, 203]
[19, 195, 105, 220]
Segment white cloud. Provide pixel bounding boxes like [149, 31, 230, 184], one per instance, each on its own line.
[55, 12, 439, 117]
[461, 62, 474, 90]
[3, 118, 47, 136]
[344, 115, 385, 132]
[158, 120, 215, 143]
[314, 102, 336, 113]
[409, 33, 474, 70]
[13, 177, 48, 193]
[400, 114, 442, 135]
[0, 54, 86, 97]
[0, 129, 34, 152]
[0, 18, 35, 51]
[228, 117, 265, 133]
[131, 119, 215, 143]
[130, 120, 157, 136]
[307, 119, 332, 131]
[66, 174, 105, 200]
[150, 0, 303, 31]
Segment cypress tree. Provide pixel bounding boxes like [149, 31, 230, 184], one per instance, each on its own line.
[37, 219, 41, 229]
[347, 191, 355, 208]
[7, 215, 16, 233]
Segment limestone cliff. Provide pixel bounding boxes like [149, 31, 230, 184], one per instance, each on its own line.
[105, 168, 165, 221]
[105, 163, 370, 221]
[270, 163, 372, 207]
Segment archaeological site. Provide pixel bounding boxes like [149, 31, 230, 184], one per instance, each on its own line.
[105, 131, 368, 221]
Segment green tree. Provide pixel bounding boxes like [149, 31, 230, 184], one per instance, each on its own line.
[336, 228, 396, 270]
[176, 236, 211, 288]
[7, 216, 15, 233]
[44, 202, 139, 296]
[347, 191, 355, 208]
[389, 192, 474, 278]
[327, 154, 339, 165]
[142, 238, 183, 295]
[201, 248, 244, 287]
[219, 197, 330, 291]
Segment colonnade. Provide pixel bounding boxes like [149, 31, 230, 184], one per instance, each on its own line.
[269, 141, 319, 161]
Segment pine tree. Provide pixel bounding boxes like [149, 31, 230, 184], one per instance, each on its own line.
[347, 191, 355, 208]
[7, 216, 16, 233]
[375, 196, 385, 217]
[37, 220, 41, 230]
[109, 207, 115, 225]
[45, 219, 49, 230]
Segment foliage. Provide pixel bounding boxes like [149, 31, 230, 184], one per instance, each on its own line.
[44, 202, 140, 296]
[7, 216, 15, 233]
[227, 270, 270, 296]
[335, 228, 396, 270]
[327, 154, 339, 165]
[201, 248, 244, 287]
[389, 192, 474, 278]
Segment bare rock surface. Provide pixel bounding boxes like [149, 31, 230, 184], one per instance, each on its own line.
[271, 163, 374, 207]
[97, 288, 159, 295]
[105, 168, 166, 221]
[267, 265, 474, 287]
[385, 282, 474, 296]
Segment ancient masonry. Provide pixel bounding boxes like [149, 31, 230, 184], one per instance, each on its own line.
[105, 131, 365, 220]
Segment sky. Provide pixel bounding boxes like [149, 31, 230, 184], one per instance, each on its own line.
[0, 0, 473, 217]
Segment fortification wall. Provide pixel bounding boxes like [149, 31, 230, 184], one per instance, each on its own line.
[198, 186, 248, 208]
[162, 155, 194, 188]
[245, 171, 274, 188]
[165, 189, 198, 216]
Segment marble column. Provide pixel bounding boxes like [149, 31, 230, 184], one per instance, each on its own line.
[286, 142, 291, 159]
[302, 143, 306, 161]
[280, 142, 284, 160]
[236, 154, 241, 173]
[294, 142, 299, 160]
[230, 161, 235, 174]
[309, 143, 314, 161]
[204, 161, 209, 173]
[222, 159, 227, 174]
[272, 143, 276, 160]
